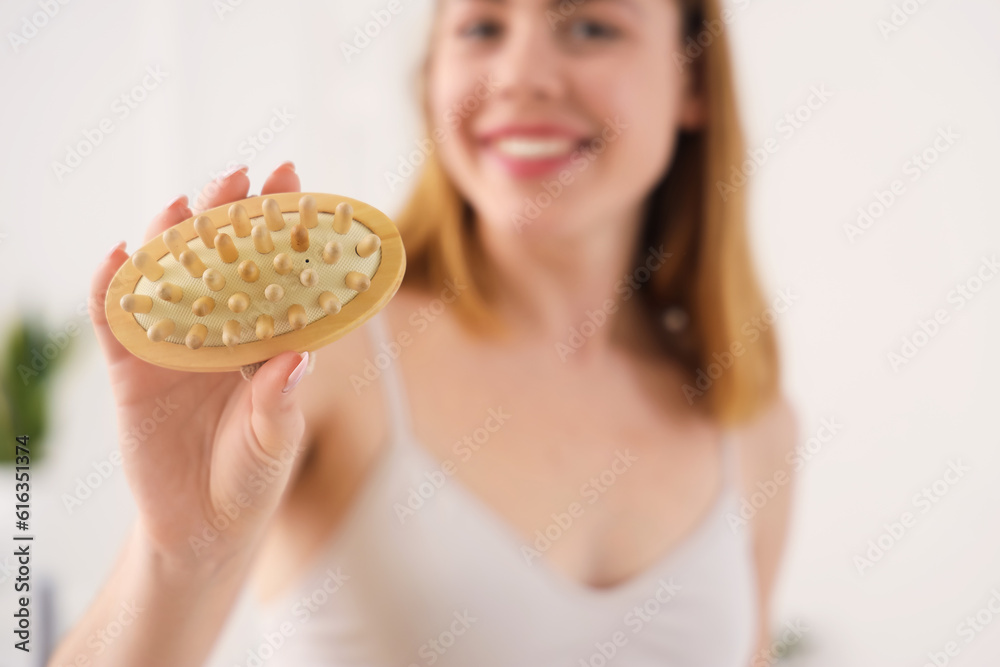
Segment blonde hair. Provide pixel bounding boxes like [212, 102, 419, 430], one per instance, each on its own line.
[394, 0, 780, 425]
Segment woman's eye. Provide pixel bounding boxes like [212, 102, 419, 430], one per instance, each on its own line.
[461, 20, 502, 40]
[569, 20, 620, 41]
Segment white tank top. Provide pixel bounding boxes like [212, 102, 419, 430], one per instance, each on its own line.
[249, 313, 759, 666]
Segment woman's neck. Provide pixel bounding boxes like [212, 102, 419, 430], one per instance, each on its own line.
[474, 200, 655, 359]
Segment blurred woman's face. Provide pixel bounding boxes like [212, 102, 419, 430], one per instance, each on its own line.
[428, 0, 698, 241]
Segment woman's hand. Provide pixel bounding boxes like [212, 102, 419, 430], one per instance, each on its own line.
[89, 162, 308, 573]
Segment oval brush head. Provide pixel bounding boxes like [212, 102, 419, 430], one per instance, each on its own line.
[105, 192, 406, 372]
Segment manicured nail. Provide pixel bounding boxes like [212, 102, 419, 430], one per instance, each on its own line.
[162, 194, 187, 210]
[282, 351, 310, 394]
[222, 164, 250, 180]
[275, 161, 295, 172]
[105, 240, 126, 259]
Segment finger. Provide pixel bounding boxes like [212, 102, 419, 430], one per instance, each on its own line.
[192, 165, 251, 214]
[89, 241, 133, 366]
[142, 195, 194, 244]
[247, 350, 308, 465]
[260, 161, 300, 195]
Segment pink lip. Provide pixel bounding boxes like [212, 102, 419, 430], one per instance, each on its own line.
[478, 123, 587, 142]
[478, 124, 589, 179]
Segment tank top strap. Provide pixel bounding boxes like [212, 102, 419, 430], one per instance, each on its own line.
[364, 311, 416, 444]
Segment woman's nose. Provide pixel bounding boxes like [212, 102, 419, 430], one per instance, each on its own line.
[492, 21, 567, 104]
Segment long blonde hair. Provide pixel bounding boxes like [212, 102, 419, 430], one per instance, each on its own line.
[394, 0, 780, 425]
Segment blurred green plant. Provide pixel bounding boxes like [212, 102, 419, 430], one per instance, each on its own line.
[0, 314, 75, 464]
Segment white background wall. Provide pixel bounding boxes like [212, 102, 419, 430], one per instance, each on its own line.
[0, 1, 997, 666]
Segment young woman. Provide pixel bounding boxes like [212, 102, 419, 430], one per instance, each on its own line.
[53, 0, 798, 665]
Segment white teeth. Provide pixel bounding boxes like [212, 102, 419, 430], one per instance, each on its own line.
[493, 137, 577, 159]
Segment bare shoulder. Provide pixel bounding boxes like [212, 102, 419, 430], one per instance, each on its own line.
[279, 288, 426, 489]
[732, 394, 800, 479]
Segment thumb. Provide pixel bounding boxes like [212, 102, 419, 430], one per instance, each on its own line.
[247, 351, 310, 466]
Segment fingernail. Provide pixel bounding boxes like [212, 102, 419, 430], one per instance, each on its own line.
[222, 164, 249, 180]
[105, 240, 126, 259]
[275, 161, 295, 172]
[282, 351, 310, 394]
[162, 194, 187, 210]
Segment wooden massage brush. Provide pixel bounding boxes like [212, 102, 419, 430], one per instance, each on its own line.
[104, 192, 405, 375]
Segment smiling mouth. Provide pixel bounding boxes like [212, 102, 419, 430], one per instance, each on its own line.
[490, 136, 584, 160]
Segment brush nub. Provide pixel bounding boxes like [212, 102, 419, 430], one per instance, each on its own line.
[203, 268, 226, 291]
[255, 314, 274, 340]
[156, 282, 183, 303]
[192, 296, 215, 317]
[132, 251, 164, 281]
[357, 234, 380, 258]
[215, 233, 239, 263]
[333, 202, 353, 234]
[287, 304, 307, 330]
[222, 320, 241, 347]
[194, 216, 216, 248]
[290, 224, 309, 252]
[238, 260, 260, 282]
[229, 203, 252, 237]
[273, 253, 292, 276]
[121, 294, 153, 314]
[180, 250, 207, 278]
[264, 284, 284, 303]
[163, 228, 189, 261]
[263, 198, 285, 231]
[323, 241, 342, 264]
[345, 271, 370, 293]
[299, 195, 318, 229]
[228, 292, 250, 313]
[185, 323, 208, 350]
[299, 268, 318, 287]
[252, 225, 274, 254]
[148, 318, 175, 342]
[319, 291, 341, 315]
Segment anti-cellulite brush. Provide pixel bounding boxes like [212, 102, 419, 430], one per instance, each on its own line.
[104, 192, 405, 373]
